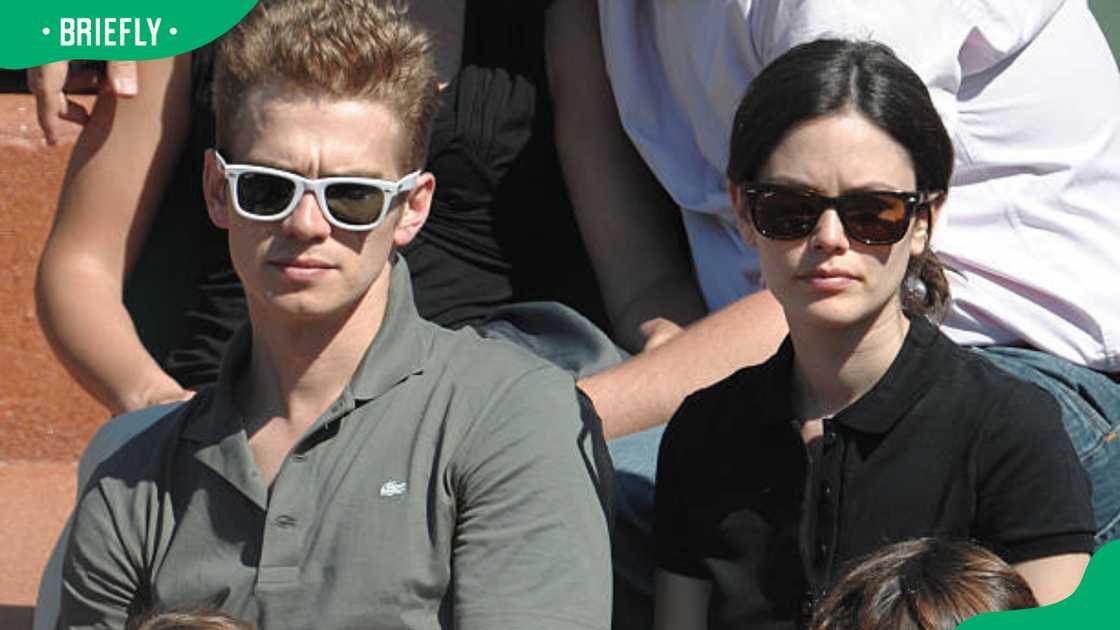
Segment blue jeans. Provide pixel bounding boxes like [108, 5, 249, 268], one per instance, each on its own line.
[973, 346, 1120, 546]
[476, 301, 628, 379]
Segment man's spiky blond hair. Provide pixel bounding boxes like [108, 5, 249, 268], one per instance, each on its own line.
[213, 0, 439, 170]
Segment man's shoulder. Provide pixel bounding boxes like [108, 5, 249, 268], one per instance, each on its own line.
[417, 323, 588, 453]
[425, 322, 571, 393]
[83, 397, 202, 491]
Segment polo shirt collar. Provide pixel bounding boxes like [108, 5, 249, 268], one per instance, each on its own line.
[182, 254, 430, 445]
[757, 336, 797, 426]
[760, 316, 941, 435]
[349, 255, 429, 401]
[834, 316, 940, 434]
[180, 325, 263, 507]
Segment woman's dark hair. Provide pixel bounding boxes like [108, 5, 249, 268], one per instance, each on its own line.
[810, 538, 1038, 630]
[727, 39, 953, 319]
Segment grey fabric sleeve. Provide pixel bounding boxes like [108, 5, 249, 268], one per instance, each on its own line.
[451, 366, 612, 630]
[58, 478, 142, 630]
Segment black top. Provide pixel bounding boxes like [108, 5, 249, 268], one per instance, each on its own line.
[654, 317, 1094, 630]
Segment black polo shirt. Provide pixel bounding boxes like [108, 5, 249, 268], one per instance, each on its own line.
[654, 317, 1094, 630]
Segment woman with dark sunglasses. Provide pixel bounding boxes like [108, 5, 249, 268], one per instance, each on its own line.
[652, 39, 1094, 630]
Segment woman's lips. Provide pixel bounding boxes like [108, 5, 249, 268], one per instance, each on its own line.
[798, 269, 858, 291]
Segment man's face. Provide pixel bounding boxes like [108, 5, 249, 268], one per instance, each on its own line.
[204, 87, 433, 322]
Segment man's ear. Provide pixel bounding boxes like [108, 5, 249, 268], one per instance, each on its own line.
[203, 149, 231, 230]
[729, 182, 758, 247]
[392, 171, 434, 247]
[910, 192, 946, 257]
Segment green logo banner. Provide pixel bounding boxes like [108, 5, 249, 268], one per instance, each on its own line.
[0, 1, 257, 69]
[960, 541, 1119, 629]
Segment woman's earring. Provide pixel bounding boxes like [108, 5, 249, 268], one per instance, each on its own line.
[904, 275, 927, 303]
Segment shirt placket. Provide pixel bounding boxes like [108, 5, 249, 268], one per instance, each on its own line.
[255, 398, 349, 593]
[814, 420, 842, 587]
[798, 419, 842, 621]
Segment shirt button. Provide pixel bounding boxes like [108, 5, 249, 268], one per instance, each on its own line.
[275, 515, 297, 529]
[823, 430, 837, 446]
[820, 481, 832, 498]
[817, 541, 829, 561]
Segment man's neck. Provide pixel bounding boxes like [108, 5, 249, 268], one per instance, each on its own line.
[235, 262, 393, 484]
[788, 306, 910, 422]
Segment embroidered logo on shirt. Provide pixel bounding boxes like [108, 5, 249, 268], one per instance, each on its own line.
[379, 480, 408, 497]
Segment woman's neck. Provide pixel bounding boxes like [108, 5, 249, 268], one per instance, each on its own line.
[788, 308, 911, 422]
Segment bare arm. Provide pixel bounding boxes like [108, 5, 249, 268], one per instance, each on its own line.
[581, 290, 787, 438]
[546, 0, 707, 353]
[655, 570, 711, 630]
[35, 55, 194, 415]
[1014, 553, 1089, 606]
[548, 0, 787, 438]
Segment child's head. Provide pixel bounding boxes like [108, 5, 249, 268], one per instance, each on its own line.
[811, 538, 1037, 630]
[128, 607, 257, 630]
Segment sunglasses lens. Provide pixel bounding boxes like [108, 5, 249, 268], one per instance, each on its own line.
[843, 194, 909, 243]
[752, 191, 822, 239]
[237, 172, 296, 217]
[324, 183, 387, 226]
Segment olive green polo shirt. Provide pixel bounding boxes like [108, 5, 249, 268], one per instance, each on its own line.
[59, 260, 612, 630]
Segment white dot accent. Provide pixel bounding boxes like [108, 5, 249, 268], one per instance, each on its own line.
[169, 27, 178, 36]
[42, 27, 50, 35]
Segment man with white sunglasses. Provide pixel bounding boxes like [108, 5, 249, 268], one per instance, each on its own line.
[55, 2, 611, 629]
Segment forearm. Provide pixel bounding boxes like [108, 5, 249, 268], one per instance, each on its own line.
[580, 290, 787, 439]
[654, 570, 712, 630]
[35, 261, 182, 415]
[34, 55, 191, 415]
[611, 273, 708, 353]
[546, 0, 706, 352]
[1014, 553, 1089, 605]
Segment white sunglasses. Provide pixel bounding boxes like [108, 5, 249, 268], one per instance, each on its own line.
[214, 150, 420, 231]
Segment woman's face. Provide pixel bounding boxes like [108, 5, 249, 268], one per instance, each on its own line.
[733, 111, 932, 331]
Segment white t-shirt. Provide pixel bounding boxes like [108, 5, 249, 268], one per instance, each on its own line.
[599, 0, 1120, 371]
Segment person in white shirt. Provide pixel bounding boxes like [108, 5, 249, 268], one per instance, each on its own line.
[596, 0, 1120, 367]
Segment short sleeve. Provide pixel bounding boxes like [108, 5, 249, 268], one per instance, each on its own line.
[654, 395, 710, 579]
[451, 367, 612, 630]
[58, 479, 145, 630]
[974, 379, 1095, 563]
